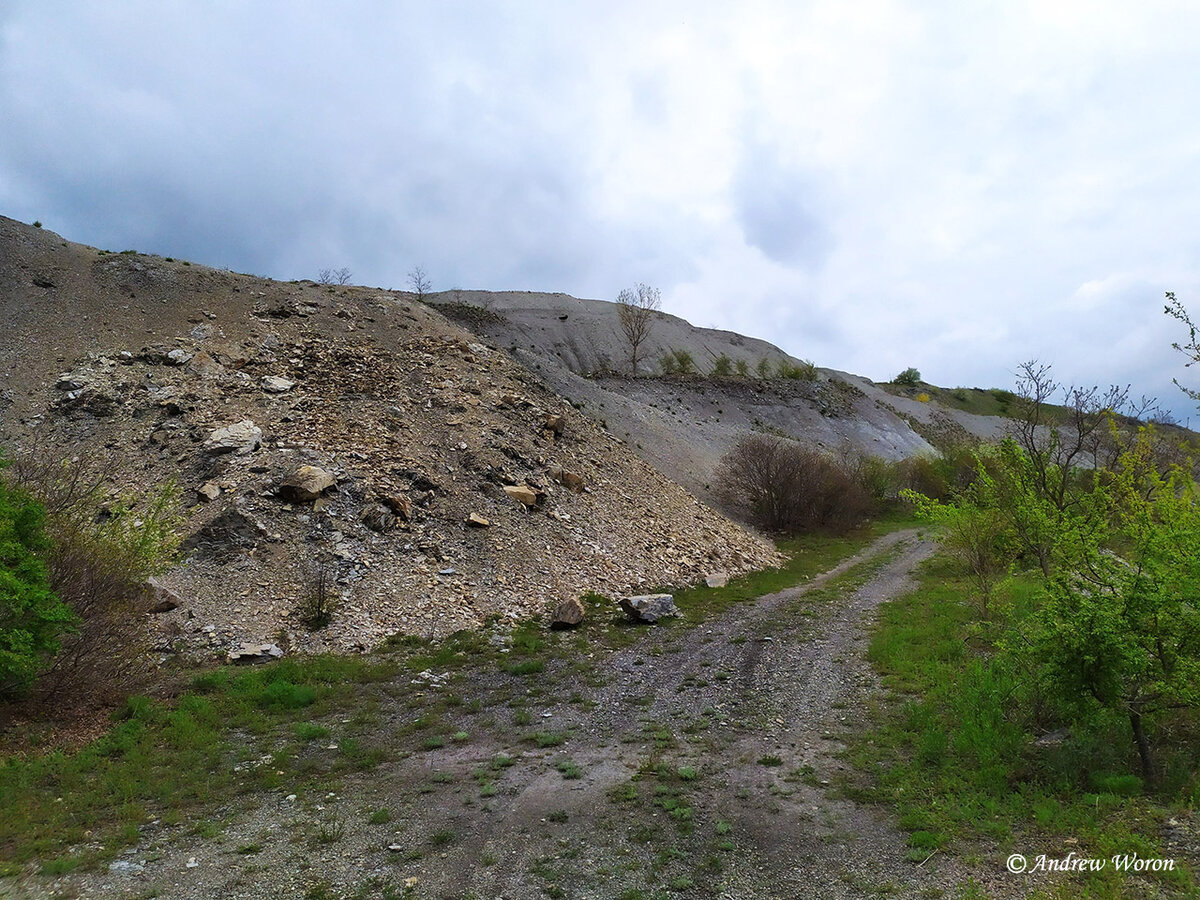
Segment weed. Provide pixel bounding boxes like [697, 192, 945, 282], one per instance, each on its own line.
[368, 808, 392, 825]
[758, 755, 783, 767]
[556, 759, 582, 779]
[430, 828, 456, 847]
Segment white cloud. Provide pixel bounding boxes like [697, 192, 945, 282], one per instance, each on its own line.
[2, 0, 1199, 417]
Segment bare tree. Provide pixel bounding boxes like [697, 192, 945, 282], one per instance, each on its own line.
[317, 268, 334, 285]
[408, 266, 431, 302]
[616, 283, 661, 375]
[334, 267, 352, 285]
[1166, 291, 1200, 403]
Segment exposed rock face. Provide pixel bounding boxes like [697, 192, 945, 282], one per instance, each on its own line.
[279, 465, 336, 502]
[620, 593, 679, 623]
[204, 420, 262, 455]
[550, 596, 585, 628]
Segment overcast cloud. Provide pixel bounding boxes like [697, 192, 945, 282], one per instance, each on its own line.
[3, 1, 1200, 420]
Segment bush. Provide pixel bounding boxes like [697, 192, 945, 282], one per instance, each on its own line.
[734, 359, 750, 377]
[716, 435, 874, 533]
[710, 354, 734, 377]
[4, 450, 181, 705]
[776, 360, 817, 381]
[658, 349, 695, 376]
[894, 367, 922, 387]
[755, 357, 773, 379]
[0, 471, 76, 699]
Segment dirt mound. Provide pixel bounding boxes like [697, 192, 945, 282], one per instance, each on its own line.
[0, 216, 779, 657]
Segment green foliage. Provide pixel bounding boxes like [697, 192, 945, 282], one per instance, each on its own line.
[0, 471, 76, 698]
[776, 359, 817, 380]
[905, 426, 1200, 786]
[658, 349, 695, 376]
[893, 367, 922, 387]
[710, 354, 734, 377]
[755, 356, 773, 379]
[734, 359, 750, 377]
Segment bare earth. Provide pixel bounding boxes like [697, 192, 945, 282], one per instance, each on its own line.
[14, 529, 1045, 900]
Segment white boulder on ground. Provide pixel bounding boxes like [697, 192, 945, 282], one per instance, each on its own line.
[204, 420, 262, 455]
[619, 593, 678, 623]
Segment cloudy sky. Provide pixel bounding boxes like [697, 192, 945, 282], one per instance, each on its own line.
[3, 1, 1199, 420]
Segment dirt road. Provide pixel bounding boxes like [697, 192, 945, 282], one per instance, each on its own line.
[22, 530, 1030, 900]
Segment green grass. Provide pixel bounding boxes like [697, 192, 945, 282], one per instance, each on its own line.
[849, 554, 1197, 897]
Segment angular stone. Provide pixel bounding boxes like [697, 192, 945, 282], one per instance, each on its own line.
[227, 643, 284, 665]
[503, 484, 539, 506]
[380, 493, 412, 521]
[360, 503, 397, 532]
[544, 414, 566, 435]
[261, 375, 296, 393]
[619, 593, 678, 623]
[550, 596, 585, 629]
[705, 572, 729, 588]
[166, 348, 193, 366]
[279, 465, 336, 502]
[197, 482, 221, 502]
[554, 469, 585, 492]
[465, 512, 490, 527]
[144, 577, 182, 613]
[204, 420, 261, 455]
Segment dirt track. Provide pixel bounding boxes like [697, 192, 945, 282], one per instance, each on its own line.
[19, 530, 1035, 900]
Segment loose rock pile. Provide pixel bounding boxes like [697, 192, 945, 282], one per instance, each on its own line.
[10, 258, 780, 659]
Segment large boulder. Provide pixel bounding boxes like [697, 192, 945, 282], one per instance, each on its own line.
[279, 465, 336, 502]
[550, 596, 585, 629]
[619, 593, 678, 623]
[204, 420, 262, 455]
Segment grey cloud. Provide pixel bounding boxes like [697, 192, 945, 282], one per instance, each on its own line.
[732, 143, 833, 269]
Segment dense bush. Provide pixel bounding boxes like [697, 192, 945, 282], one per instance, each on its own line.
[4, 450, 182, 706]
[716, 435, 874, 533]
[893, 367, 922, 386]
[0, 470, 76, 699]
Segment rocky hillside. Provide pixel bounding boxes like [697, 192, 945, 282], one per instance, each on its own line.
[0, 216, 779, 657]
[425, 290, 1008, 501]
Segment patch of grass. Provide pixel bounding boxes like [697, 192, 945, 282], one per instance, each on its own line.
[294, 722, 330, 741]
[850, 555, 1198, 897]
[532, 730, 567, 748]
[556, 759, 582, 779]
[758, 755, 783, 767]
[429, 828, 456, 848]
[367, 807, 392, 825]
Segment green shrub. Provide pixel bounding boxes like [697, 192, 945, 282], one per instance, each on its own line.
[710, 354, 734, 377]
[755, 357, 774, 379]
[734, 359, 750, 377]
[0, 468, 76, 699]
[777, 359, 817, 381]
[658, 349, 696, 376]
[894, 367, 922, 387]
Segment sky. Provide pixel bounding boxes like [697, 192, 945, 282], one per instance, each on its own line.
[3, 1, 1200, 422]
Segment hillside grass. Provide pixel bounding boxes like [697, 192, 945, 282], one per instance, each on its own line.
[847, 553, 1197, 898]
[876, 382, 1017, 417]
